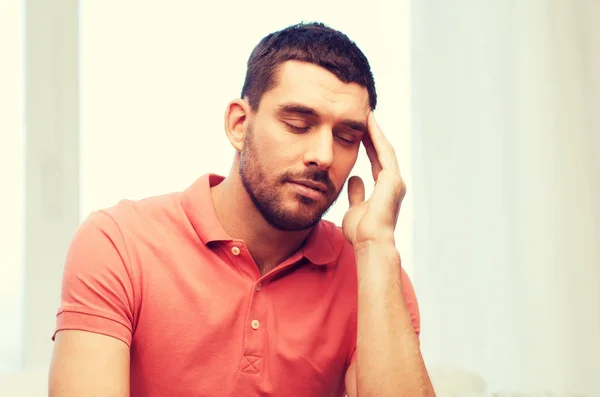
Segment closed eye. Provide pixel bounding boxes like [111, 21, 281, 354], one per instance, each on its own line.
[335, 133, 358, 146]
[284, 122, 310, 133]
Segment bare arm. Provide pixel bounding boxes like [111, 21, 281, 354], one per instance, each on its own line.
[342, 112, 434, 397]
[345, 242, 434, 397]
[49, 330, 130, 397]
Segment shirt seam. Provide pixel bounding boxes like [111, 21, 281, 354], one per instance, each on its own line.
[97, 208, 137, 330]
[57, 305, 134, 334]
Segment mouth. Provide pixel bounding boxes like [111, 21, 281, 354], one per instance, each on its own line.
[287, 180, 327, 200]
[289, 179, 327, 193]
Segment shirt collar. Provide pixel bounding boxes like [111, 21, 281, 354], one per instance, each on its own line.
[181, 173, 232, 244]
[301, 220, 344, 267]
[181, 173, 343, 267]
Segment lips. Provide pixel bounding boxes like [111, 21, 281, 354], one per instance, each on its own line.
[287, 180, 328, 201]
[290, 179, 327, 193]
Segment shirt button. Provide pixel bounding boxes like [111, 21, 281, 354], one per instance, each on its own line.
[255, 282, 262, 292]
[231, 246, 241, 256]
[251, 319, 260, 330]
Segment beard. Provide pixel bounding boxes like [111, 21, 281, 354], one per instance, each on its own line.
[239, 123, 342, 231]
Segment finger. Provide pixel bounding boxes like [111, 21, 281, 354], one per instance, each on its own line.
[368, 171, 406, 221]
[362, 133, 382, 181]
[367, 112, 400, 173]
[347, 175, 365, 207]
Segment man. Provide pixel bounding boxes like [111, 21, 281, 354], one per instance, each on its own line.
[49, 22, 435, 397]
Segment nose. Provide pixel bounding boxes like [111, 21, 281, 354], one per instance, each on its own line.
[302, 128, 334, 170]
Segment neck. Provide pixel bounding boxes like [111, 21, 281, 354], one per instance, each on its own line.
[211, 165, 312, 275]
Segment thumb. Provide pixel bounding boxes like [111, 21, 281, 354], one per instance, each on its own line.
[347, 176, 365, 207]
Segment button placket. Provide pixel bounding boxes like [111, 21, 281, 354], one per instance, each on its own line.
[240, 279, 268, 374]
[226, 243, 262, 280]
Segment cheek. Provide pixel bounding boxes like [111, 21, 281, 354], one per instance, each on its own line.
[252, 120, 300, 162]
[251, 141, 296, 178]
[332, 149, 360, 188]
[265, 141, 305, 168]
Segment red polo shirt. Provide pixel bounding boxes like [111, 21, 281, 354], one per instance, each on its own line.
[54, 173, 420, 397]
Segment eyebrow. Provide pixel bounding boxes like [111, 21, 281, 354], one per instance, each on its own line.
[276, 102, 368, 134]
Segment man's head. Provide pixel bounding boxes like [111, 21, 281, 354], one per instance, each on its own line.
[240, 22, 377, 112]
[225, 22, 376, 231]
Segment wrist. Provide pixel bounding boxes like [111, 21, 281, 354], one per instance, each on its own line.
[353, 240, 403, 282]
[353, 239, 400, 261]
[353, 238, 396, 253]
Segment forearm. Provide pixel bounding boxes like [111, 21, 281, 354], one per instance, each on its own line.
[354, 240, 435, 397]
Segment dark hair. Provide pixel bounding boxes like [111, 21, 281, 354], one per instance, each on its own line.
[240, 22, 377, 111]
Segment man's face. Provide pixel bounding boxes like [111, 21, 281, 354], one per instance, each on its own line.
[239, 60, 371, 231]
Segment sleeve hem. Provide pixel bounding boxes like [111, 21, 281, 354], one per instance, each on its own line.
[57, 305, 132, 331]
[53, 309, 133, 347]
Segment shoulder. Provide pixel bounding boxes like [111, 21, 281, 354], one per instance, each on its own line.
[100, 191, 183, 229]
[93, 190, 194, 245]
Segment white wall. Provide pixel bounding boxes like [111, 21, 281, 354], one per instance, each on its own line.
[0, 0, 24, 375]
[412, 1, 600, 394]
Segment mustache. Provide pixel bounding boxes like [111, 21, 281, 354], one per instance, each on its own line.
[282, 168, 335, 192]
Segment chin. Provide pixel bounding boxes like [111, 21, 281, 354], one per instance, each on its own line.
[273, 206, 320, 229]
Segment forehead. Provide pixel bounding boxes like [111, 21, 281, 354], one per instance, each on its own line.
[260, 60, 370, 120]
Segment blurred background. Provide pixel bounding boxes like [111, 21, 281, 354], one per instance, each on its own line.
[1, 0, 599, 396]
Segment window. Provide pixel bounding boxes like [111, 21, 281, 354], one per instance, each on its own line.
[0, 0, 25, 374]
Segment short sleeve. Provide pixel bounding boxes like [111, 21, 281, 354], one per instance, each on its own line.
[53, 210, 136, 346]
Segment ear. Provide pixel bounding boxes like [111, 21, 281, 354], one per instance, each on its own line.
[224, 99, 251, 152]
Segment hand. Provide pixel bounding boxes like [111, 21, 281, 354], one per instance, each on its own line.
[342, 112, 406, 246]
